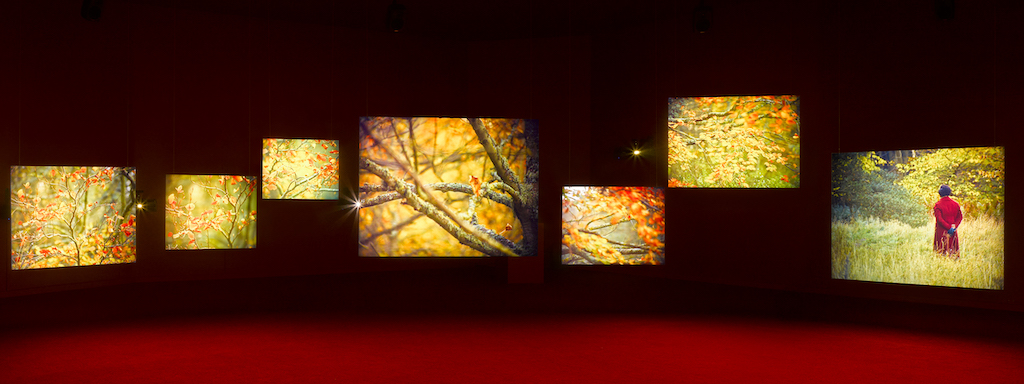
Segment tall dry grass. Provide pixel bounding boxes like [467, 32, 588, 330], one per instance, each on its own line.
[831, 215, 1004, 289]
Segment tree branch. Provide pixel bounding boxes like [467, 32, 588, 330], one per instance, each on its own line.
[359, 157, 515, 256]
[469, 118, 521, 195]
[580, 229, 652, 251]
[561, 243, 603, 265]
[360, 212, 424, 245]
[361, 117, 534, 256]
[617, 248, 650, 255]
[359, 182, 514, 209]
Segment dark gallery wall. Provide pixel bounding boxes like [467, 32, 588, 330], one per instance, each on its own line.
[0, 0, 1021, 316]
[583, 0, 1020, 311]
[0, 0, 573, 296]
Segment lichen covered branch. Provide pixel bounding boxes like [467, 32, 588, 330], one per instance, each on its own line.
[359, 158, 514, 256]
[469, 118, 521, 194]
[359, 182, 515, 209]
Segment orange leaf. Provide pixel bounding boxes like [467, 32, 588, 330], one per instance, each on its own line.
[469, 176, 481, 196]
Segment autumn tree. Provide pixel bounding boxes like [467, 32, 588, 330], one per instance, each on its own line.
[832, 147, 1004, 226]
[262, 138, 340, 200]
[11, 166, 137, 269]
[830, 151, 927, 227]
[166, 175, 257, 250]
[669, 95, 800, 188]
[561, 187, 665, 265]
[897, 147, 1004, 219]
[358, 117, 539, 257]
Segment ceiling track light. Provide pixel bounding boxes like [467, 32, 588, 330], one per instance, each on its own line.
[81, 0, 104, 21]
[386, 0, 406, 32]
[935, 0, 955, 20]
[693, 1, 712, 33]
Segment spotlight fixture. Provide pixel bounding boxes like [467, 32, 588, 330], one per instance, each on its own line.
[134, 190, 154, 212]
[694, 1, 712, 33]
[616, 140, 647, 161]
[935, 0, 954, 20]
[81, 0, 104, 21]
[386, 0, 406, 32]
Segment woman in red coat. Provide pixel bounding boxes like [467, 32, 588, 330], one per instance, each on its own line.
[933, 184, 963, 257]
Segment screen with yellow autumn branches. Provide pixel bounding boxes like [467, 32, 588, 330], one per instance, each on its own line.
[165, 174, 257, 250]
[11, 166, 137, 269]
[669, 95, 800, 188]
[358, 117, 539, 257]
[561, 186, 665, 265]
[262, 138, 339, 200]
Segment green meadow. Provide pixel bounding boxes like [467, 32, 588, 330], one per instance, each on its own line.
[831, 216, 1004, 290]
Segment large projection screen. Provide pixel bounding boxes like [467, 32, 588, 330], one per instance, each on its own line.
[11, 166, 137, 269]
[262, 138, 340, 200]
[358, 117, 539, 257]
[561, 186, 665, 265]
[668, 95, 800, 188]
[165, 174, 257, 250]
[831, 146, 1004, 289]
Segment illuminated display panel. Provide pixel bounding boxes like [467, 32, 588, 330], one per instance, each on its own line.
[561, 186, 665, 265]
[358, 117, 539, 257]
[831, 146, 1004, 289]
[11, 166, 137, 269]
[668, 95, 800, 188]
[262, 138, 340, 200]
[165, 174, 257, 250]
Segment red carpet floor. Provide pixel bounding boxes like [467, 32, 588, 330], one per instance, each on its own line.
[2, 311, 1022, 383]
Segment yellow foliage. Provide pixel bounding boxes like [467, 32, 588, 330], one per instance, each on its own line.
[358, 117, 528, 256]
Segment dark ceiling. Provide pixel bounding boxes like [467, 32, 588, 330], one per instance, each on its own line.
[124, 0, 749, 40]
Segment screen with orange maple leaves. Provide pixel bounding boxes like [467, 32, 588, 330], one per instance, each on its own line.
[165, 175, 257, 250]
[669, 95, 800, 188]
[262, 139, 339, 200]
[562, 186, 665, 265]
[831, 147, 1004, 289]
[11, 166, 137, 270]
[358, 117, 539, 257]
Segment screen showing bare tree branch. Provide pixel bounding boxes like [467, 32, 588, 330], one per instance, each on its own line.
[262, 139, 340, 200]
[831, 146, 1004, 289]
[358, 117, 539, 257]
[11, 166, 137, 269]
[165, 175, 257, 250]
[669, 95, 800, 188]
[562, 187, 665, 265]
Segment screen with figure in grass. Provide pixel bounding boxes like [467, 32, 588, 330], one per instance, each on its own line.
[561, 186, 665, 265]
[11, 166, 137, 269]
[358, 117, 539, 257]
[668, 95, 800, 188]
[166, 175, 257, 250]
[831, 147, 1004, 289]
[262, 138, 339, 200]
